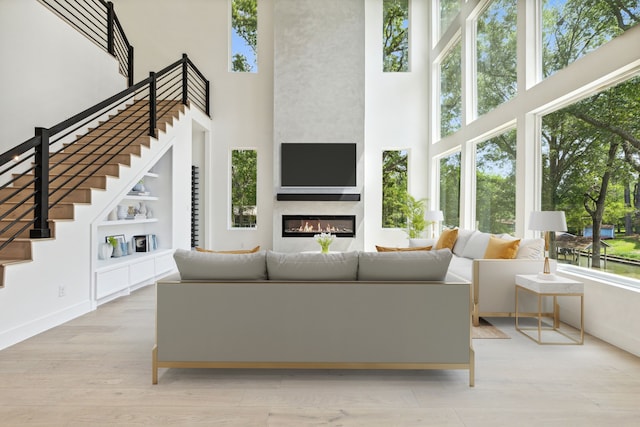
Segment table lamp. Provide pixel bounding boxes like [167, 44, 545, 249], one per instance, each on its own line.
[424, 210, 444, 238]
[528, 211, 567, 280]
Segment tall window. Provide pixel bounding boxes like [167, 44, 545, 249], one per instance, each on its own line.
[476, 0, 517, 116]
[231, 149, 257, 228]
[382, 150, 408, 228]
[440, 152, 460, 228]
[543, 0, 640, 78]
[542, 75, 640, 274]
[475, 130, 516, 234]
[440, 41, 462, 137]
[439, 0, 460, 37]
[231, 0, 257, 72]
[383, 0, 409, 72]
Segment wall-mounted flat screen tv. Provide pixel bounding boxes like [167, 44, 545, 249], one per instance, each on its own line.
[281, 143, 356, 187]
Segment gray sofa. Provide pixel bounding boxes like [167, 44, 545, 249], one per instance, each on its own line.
[153, 249, 475, 386]
[410, 229, 551, 326]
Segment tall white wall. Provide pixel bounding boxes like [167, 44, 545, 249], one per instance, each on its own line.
[111, 0, 273, 252]
[363, 0, 431, 250]
[0, 0, 126, 152]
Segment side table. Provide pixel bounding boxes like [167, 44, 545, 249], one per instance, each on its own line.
[515, 274, 584, 345]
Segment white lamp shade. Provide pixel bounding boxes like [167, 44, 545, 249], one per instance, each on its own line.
[424, 210, 444, 221]
[528, 211, 567, 232]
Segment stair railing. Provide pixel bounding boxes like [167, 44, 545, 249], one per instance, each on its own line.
[38, 0, 134, 86]
[0, 55, 210, 252]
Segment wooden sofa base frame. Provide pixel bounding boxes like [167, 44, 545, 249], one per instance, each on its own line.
[152, 345, 475, 386]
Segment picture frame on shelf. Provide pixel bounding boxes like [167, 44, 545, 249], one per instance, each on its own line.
[105, 234, 126, 246]
[134, 235, 149, 252]
[134, 234, 157, 252]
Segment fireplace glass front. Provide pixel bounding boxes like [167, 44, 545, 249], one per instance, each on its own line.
[282, 215, 355, 237]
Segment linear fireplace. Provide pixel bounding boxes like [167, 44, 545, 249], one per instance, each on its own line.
[282, 215, 356, 237]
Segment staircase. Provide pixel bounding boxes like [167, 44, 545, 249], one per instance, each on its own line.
[0, 99, 186, 287]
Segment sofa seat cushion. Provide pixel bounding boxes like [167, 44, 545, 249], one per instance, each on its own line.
[173, 249, 267, 280]
[448, 255, 473, 282]
[266, 251, 359, 281]
[358, 249, 452, 281]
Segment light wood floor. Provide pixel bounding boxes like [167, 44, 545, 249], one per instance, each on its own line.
[1, 285, 639, 426]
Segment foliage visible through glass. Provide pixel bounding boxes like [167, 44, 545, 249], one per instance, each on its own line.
[383, 0, 409, 72]
[542, 0, 640, 78]
[440, 0, 460, 37]
[440, 152, 460, 228]
[382, 150, 408, 228]
[542, 75, 640, 270]
[477, 0, 517, 116]
[475, 130, 516, 235]
[231, 0, 257, 72]
[231, 149, 257, 228]
[440, 41, 462, 137]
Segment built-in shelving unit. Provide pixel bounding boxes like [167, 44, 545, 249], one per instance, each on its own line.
[91, 150, 175, 305]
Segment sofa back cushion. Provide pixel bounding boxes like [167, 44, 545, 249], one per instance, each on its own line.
[173, 249, 267, 280]
[266, 251, 359, 281]
[461, 232, 492, 259]
[452, 229, 476, 257]
[357, 249, 452, 281]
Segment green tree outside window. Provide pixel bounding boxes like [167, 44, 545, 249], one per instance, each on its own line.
[231, 149, 257, 228]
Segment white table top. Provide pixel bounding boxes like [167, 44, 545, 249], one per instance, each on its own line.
[515, 274, 583, 294]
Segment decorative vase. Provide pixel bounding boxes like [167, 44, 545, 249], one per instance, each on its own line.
[138, 202, 147, 216]
[108, 208, 118, 221]
[320, 243, 331, 254]
[132, 181, 145, 192]
[120, 242, 128, 256]
[98, 243, 113, 260]
[112, 243, 123, 257]
[117, 205, 127, 220]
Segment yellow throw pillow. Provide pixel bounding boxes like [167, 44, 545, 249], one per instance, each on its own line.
[375, 245, 432, 252]
[435, 228, 458, 250]
[483, 236, 520, 259]
[195, 245, 260, 254]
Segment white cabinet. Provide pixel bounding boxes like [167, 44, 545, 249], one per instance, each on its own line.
[92, 150, 176, 304]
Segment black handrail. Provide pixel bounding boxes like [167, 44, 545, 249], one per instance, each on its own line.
[0, 55, 210, 252]
[38, 0, 134, 86]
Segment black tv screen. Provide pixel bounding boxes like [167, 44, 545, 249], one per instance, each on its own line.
[281, 143, 356, 187]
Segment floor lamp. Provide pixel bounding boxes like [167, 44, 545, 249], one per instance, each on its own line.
[528, 211, 567, 280]
[425, 210, 444, 239]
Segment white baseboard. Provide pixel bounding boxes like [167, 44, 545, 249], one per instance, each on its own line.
[0, 300, 93, 351]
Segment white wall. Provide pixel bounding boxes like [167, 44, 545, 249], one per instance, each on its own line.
[111, 0, 273, 252]
[363, 0, 431, 250]
[0, 0, 126, 152]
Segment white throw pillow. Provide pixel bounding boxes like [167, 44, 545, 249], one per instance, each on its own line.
[453, 229, 476, 257]
[516, 238, 545, 259]
[461, 232, 492, 259]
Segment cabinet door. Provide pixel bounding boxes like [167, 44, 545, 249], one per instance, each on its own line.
[155, 252, 175, 276]
[96, 267, 129, 299]
[129, 259, 155, 285]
